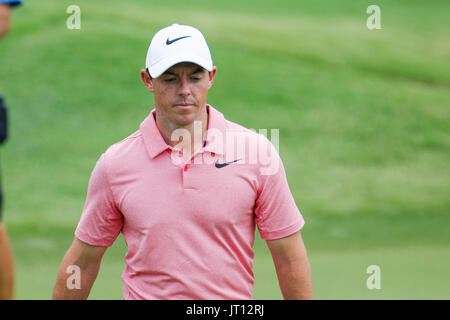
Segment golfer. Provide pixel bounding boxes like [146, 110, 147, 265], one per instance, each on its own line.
[53, 24, 313, 300]
[0, 0, 22, 300]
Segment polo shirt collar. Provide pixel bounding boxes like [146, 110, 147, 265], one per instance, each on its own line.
[203, 105, 226, 156]
[140, 104, 227, 159]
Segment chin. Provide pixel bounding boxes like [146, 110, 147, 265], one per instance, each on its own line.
[172, 105, 204, 124]
[173, 112, 198, 126]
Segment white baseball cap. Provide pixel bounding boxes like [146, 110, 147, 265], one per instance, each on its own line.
[145, 24, 213, 78]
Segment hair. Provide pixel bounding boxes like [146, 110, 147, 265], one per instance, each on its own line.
[145, 67, 211, 80]
[146, 68, 152, 80]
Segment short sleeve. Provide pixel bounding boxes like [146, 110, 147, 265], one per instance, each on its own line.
[254, 140, 305, 240]
[75, 153, 123, 247]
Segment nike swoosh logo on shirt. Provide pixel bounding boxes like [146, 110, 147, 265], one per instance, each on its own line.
[215, 159, 241, 168]
[166, 36, 191, 45]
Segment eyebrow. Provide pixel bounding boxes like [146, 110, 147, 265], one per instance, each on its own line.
[161, 70, 176, 77]
[191, 67, 206, 75]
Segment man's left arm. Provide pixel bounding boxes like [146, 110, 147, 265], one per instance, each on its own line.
[266, 231, 313, 300]
[0, 3, 10, 38]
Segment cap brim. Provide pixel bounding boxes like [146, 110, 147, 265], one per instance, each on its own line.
[148, 53, 213, 78]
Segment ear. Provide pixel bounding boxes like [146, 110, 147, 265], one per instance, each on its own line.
[207, 66, 217, 90]
[140, 69, 154, 92]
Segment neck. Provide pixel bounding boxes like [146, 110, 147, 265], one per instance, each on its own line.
[155, 106, 209, 156]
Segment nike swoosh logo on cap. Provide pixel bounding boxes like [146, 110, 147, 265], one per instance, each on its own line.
[166, 36, 191, 45]
[215, 159, 241, 168]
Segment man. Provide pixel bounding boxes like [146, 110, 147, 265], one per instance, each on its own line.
[53, 24, 313, 300]
[0, 0, 22, 300]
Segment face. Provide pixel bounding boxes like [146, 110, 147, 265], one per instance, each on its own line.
[141, 62, 217, 127]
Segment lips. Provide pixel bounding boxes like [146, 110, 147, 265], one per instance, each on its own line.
[174, 103, 195, 110]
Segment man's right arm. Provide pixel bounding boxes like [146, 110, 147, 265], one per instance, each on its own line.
[52, 237, 107, 300]
[0, 4, 10, 38]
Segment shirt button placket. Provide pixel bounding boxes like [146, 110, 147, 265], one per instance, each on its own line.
[183, 154, 199, 189]
[182, 161, 191, 189]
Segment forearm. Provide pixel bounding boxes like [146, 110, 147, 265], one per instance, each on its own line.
[0, 4, 10, 38]
[0, 223, 14, 299]
[267, 232, 314, 300]
[53, 262, 100, 299]
[52, 241, 104, 300]
[274, 259, 314, 300]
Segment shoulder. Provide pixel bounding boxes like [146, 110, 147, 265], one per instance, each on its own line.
[106, 129, 143, 154]
[224, 117, 278, 152]
[222, 117, 282, 177]
[101, 129, 147, 170]
[223, 117, 254, 133]
[222, 118, 268, 146]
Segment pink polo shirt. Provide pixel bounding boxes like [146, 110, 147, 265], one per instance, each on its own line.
[75, 105, 305, 300]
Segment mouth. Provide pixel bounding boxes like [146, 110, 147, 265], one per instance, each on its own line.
[173, 103, 195, 110]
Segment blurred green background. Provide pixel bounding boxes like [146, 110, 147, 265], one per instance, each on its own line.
[0, 0, 449, 299]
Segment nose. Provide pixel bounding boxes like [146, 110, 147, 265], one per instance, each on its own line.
[178, 77, 191, 97]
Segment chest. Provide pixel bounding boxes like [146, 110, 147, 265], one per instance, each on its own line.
[111, 156, 259, 232]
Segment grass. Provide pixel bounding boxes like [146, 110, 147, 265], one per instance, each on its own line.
[0, 0, 448, 299]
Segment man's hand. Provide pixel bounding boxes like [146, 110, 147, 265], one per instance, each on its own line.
[0, 4, 11, 38]
[266, 231, 314, 299]
[52, 237, 107, 300]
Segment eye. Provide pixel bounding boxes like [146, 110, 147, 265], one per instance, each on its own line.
[164, 78, 175, 83]
[191, 76, 201, 81]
